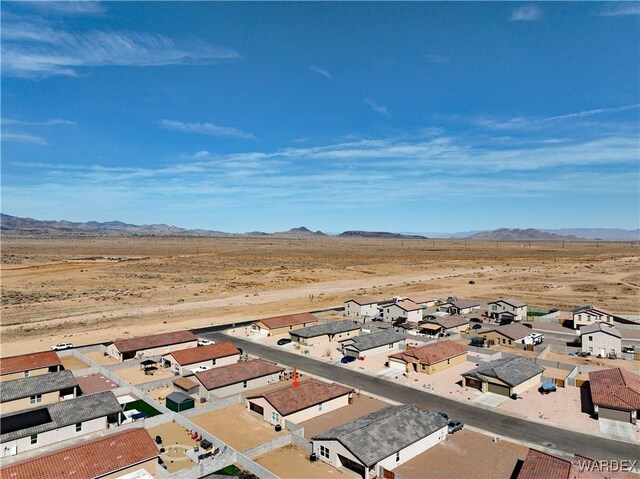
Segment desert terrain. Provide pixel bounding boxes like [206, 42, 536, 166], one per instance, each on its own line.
[1, 237, 639, 356]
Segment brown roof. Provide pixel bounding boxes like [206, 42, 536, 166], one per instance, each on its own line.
[484, 323, 532, 340]
[255, 312, 318, 330]
[434, 315, 469, 329]
[346, 297, 378, 305]
[518, 449, 618, 479]
[0, 428, 158, 479]
[168, 341, 240, 366]
[588, 368, 640, 411]
[389, 340, 466, 366]
[173, 377, 199, 391]
[0, 351, 61, 376]
[196, 358, 284, 390]
[75, 373, 118, 395]
[407, 295, 436, 304]
[391, 300, 421, 312]
[112, 330, 197, 354]
[248, 378, 353, 416]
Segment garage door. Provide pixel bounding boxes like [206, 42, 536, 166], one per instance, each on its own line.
[599, 407, 631, 422]
[465, 378, 482, 390]
[488, 383, 511, 396]
[249, 402, 264, 415]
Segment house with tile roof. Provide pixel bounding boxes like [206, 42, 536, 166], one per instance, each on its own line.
[0, 370, 79, 414]
[462, 356, 544, 396]
[162, 341, 240, 376]
[0, 428, 159, 479]
[246, 378, 353, 427]
[516, 449, 621, 479]
[344, 297, 379, 319]
[312, 405, 448, 479]
[388, 340, 467, 375]
[572, 305, 616, 329]
[419, 315, 470, 336]
[107, 330, 197, 361]
[438, 299, 480, 315]
[487, 298, 528, 322]
[290, 321, 361, 345]
[588, 368, 640, 424]
[383, 300, 422, 323]
[341, 330, 407, 359]
[0, 391, 122, 458]
[580, 323, 622, 357]
[252, 312, 319, 336]
[0, 351, 63, 382]
[196, 358, 285, 399]
[478, 323, 533, 348]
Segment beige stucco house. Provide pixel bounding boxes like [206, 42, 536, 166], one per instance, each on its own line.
[479, 323, 533, 348]
[589, 368, 640, 424]
[388, 340, 467, 375]
[462, 356, 543, 396]
[487, 299, 528, 322]
[572, 305, 616, 329]
[162, 341, 240, 376]
[107, 331, 197, 361]
[0, 370, 79, 414]
[289, 321, 361, 346]
[252, 312, 319, 336]
[196, 358, 284, 400]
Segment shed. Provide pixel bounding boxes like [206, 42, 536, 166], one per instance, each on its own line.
[173, 377, 200, 396]
[165, 391, 195, 412]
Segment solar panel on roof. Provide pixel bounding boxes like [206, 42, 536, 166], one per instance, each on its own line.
[0, 408, 52, 435]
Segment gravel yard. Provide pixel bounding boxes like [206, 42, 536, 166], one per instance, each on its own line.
[255, 445, 352, 479]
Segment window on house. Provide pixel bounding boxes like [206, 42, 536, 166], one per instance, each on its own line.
[396, 451, 400, 462]
[75, 423, 82, 432]
[319, 403, 323, 411]
[271, 412, 280, 424]
[508, 340, 512, 345]
[30, 434, 38, 445]
[389, 343, 394, 349]
[23, 371, 30, 379]
[243, 381, 248, 389]
[290, 325, 293, 330]
[212, 358, 216, 365]
[30, 394, 42, 404]
[589, 347, 593, 352]
[422, 364, 426, 370]
[447, 359, 450, 364]
[588, 336, 593, 341]
[320, 445, 330, 459]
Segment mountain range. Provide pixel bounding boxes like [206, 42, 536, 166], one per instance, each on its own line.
[1, 214, 638, 241]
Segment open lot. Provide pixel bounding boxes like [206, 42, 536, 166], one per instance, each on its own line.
[58, 354, 89, 371]
[189, 404, 280, 452]
[112, 364, 175, 385]
[255, 445, 352, 479]
[544, 351, 638, 370]
[83, 350, 121, 366]
[2, 237, 639, 357]
[393, 428, 528, 479]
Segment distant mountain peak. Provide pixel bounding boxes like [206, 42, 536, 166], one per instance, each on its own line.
[465, 228, 581, 241]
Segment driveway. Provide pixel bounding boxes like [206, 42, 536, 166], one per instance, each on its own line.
[474, 392, 510, 407]
[598, 419, 639, 443]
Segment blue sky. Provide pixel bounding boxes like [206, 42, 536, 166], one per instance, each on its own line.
[1, 1, 639, 233]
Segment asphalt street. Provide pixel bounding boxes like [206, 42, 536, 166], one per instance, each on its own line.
[202, 331, 638, 461]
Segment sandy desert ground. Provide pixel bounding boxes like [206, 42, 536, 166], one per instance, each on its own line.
[1, 237, 639, 356]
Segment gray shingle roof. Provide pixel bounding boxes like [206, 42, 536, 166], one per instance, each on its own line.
[312, 405, 447, 467]
[290, 321, 361, 339]
[344, 330, 406, 352]
[463, 357, 543, 387]
[1, 391, 122, 442]
[579, 323, 621, 338]
[1, 370, 77, 403]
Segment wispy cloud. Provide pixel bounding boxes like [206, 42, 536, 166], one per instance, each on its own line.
[157, 119, 255, 139]
[364, 98, 390, 117]
[1, 118, 75, 126]
[595, 2, 640, 16]
[1, 132, 48, 145]
[24, 1, 106, 15]
[541, 104, 640, 122]
[2, 21, 241, 78]
[510, 5, 543, 21]
[425, 54, 450, 64]
[309, 65, 332, 80]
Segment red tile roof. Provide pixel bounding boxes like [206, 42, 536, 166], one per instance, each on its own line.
[168, 341, 240, 366]
[0, 351, 61, 376]
[112, 330, 197, 354]
[247, 378, 352, 416]
[196, 358, 284, 390]
[0, 428, 158, 479]
[389, 340, 466, 366]
[255, 312, 318, 330]
[588, 368, 640, 411]
[518, 449, 621, 479]
[346, 297, 378, 305]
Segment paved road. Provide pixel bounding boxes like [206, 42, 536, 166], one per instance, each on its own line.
[203, 331, 638, 461]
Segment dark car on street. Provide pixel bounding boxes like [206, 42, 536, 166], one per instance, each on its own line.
[277, 338, 292, 346]
[341, 356, 356, 364]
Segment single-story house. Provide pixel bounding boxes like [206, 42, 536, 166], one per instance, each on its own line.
[172, 377, 200, 396]
[407, 295, 439, 308]
[572, 305, 616, 329]
[0, 370, 79, 414]
[312, 405, 448, 479]
[580, 323, 622, 357]
[341, 331, 407, 360]
[290, 321, 361, 345]
[419, 315, 469, 336]
[252, 312, 319, 336]
[462, 356, 544, 396]
[383, 300, 422, 323]
[438, 299, 480, 315]
[246, 378, 353, 427]
[487, 299, 528, 322]
[0, 351, 63, 382]
[588, 368, 640, 424]
[166, 391, 195, 412]
[107, 331, 198, 361]
[388, 340, 467, 374]
[478, 323, 533, 348]
[162, 341, 240, 376]
[196, 358, 285, 400]
[0, 391, 122, 458]
[344, 298, 378, 319]
[516, 449, 605, 479]
[0, 428, 159, 479]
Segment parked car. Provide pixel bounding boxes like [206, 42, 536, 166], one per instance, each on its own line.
[470, 318, 483, 323]
[197, 339, 214, 346]
[277, 338, 292, 346]
[51, 343, 73, 351]
[522, 323, 533, 329]
[448, 420, 464, 434]
[438, 411, 449, 420]
[341, 356, 357, 364]
[576, 351, 591, 358]
[539, 383, 557, 394]
[471, 324, 483, 330]
[622, 346, 636, 354]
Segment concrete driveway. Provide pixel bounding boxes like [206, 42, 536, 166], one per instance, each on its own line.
[598, 418, 639, 443]
[473, 392, 510, 407]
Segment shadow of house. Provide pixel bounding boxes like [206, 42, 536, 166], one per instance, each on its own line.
[580, 382, 594, 416]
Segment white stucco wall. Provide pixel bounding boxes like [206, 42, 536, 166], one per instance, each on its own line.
[388, 357, 408, 372]
[489, 302, 528, 322]
[376, 425, 448, 473]
[581, 332, 621, 356]
[574, 311, 614, 328]
[248, 394, 350, 427]
[206, 372, 281, 399]
[163, 352, 239, 376]
[347, 341, 404, 359]
[345, 302, 377, 318]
